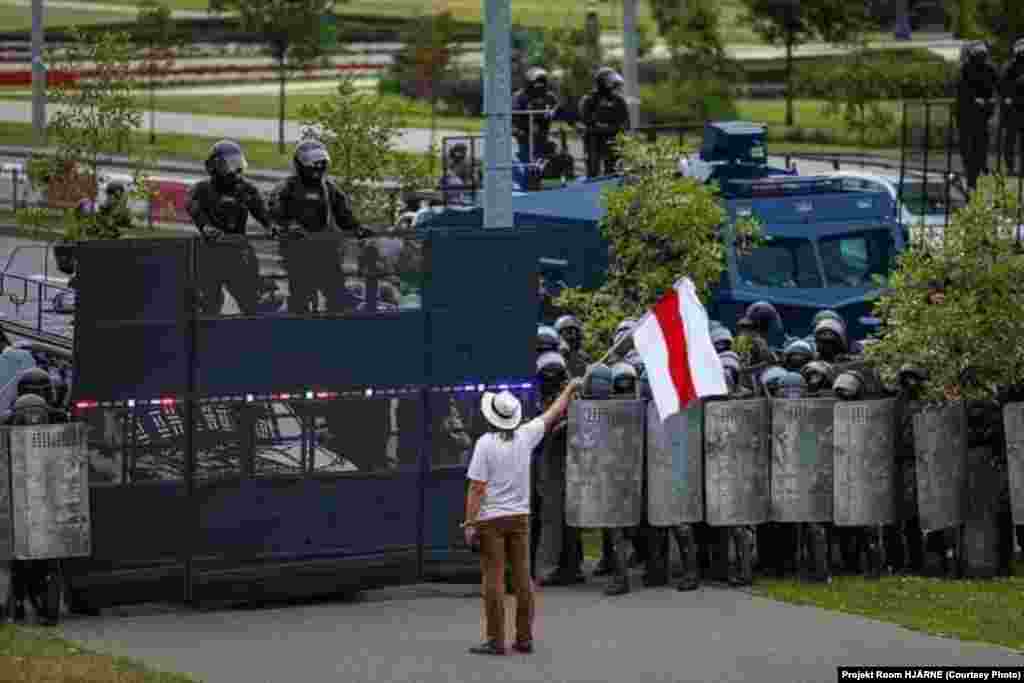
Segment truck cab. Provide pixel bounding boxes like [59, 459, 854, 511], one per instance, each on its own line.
[711, 176, 902, 342]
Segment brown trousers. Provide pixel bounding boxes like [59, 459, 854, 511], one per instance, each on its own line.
[479, 514, 534, 644]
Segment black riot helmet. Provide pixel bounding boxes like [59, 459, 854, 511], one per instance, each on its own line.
[525, 67, 549, 91]
[17, 367, 54, 405]
[595, 66, 623, 93]
[10, 393, 50, 426]
[783, 339, 814, 372]
[536, 351, 568, 397]
[719, 351, 742, 392]
[104, 180, 127, 206]
[833, 371, 865, 401]
[1014, 38, 1024, 60]
[760, 365, 787, 398]
[537, 325, 561, 354]
[613, 318, 637, 348]
[623, 350, 644, 377]
[898, 363, 928, 395]
[710, 325, 733, 353]
[744, 301, 782, 337]
[801, 361, 835, 395]
[814, 317, 848, 361]
[555, 314, 583, 351]
[611, 362, 638, 397]
[812, 309, 845, 331]
[583, 363, 614, 399]
[205, 140, 248, 189]
[294, 139, 331, 187]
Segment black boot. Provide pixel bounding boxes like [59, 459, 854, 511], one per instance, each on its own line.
[603, 528, 631, 596]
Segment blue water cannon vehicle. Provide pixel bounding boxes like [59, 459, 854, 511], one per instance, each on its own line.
[415, 122, 901, 342]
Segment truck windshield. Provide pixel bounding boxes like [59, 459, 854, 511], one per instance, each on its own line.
[736, 236, 822, 288]
[818, 230, 892, 287]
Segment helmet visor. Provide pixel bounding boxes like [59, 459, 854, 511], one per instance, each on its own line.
[297, 145, 330, 168]
[217, 152, 248, 176]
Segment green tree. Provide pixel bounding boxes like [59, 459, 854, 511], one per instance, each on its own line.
[739, 0, 814, 126]
[390, 11, 461, 166]
[661, 0, 741, 122]
[209, 0, 342, 154]
[740, 0, 876, 127]
[555, 135, 760, 359]
[866, 175, 1024, 402]
[135, 0, 177, 145]
[975, 0, 1024, 61]
[298, 77, 434, 226]
[20, 29, 158, 241]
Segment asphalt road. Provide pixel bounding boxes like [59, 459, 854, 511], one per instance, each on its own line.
[58, 580, 1021, 683]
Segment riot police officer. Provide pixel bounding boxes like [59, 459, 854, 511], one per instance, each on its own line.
[957, 41, 999, 191]
[536, 351, 585, 585]
[269, 139, 370, 314]
[580, 67, 630, 178]
[6, 385, 68, 626]
[833, 370, 886, 578]
[554, 315, 590, 378]
[187, 140, 275, 316]
[1001, 39, 1024, 175]
[813, 317, 849, 364]
[782, 339, 814, 373]
[801, 361, 836, 397]
[537, 325, 562, 355]
[513, 67, 562, 164]
[439, 143, 476, 204]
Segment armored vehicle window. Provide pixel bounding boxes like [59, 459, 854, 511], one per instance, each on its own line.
[736, 237, 821, 288]
[818, 231, 892, 287]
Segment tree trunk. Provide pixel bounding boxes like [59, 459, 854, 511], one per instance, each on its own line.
[278, 52, 287, 155]
[785, 36, 794, 127]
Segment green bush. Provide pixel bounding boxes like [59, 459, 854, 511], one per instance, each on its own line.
[795, 50, 955, 101]
[640, 82, 738, 126]
[377, 77, 402, 97]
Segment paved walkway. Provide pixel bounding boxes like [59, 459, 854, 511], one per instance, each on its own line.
[58, 582, 1020, 683]
[0, 100, 468, 155]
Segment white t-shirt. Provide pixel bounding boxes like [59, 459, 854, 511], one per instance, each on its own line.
[466, 417, 546, 521]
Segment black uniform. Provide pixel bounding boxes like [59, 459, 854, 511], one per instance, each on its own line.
[956, 43, 999, 191]
[579, 68, 630, 178]
[269, 141, 366, 315]
[513, 74, 561, 164]
[187, 177, 272, 315]
[1000, 43, 1024, 175]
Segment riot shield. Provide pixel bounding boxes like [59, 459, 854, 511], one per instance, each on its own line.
[566, 400, 645, 528]
[962, 445, 1004, 578]
[912, 403, 967, 533]
[771, 398, 837, 523]
[647, 401, 703, 527]
[704, 399, 771, 527]
[7, 424, 91, 560]
[1003, 403, 1024, 526]
[834, 400, 897, 527]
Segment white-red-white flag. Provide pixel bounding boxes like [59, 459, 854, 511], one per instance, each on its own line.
[633, 278, 727, 419]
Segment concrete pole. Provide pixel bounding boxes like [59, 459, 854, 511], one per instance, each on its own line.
[482, 0, 513, 229]
[31, 0, 46, 144]
[622, 0, 640, 129]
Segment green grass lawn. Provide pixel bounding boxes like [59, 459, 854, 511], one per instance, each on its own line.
[0, 625, 198, 683]
[755, 569, 1024, 653]
[0, 5, 137, 31]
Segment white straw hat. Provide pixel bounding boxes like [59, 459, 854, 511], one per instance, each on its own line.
[480, 391, 522, 431]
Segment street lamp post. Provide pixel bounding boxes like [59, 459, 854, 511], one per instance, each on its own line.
[31, 0, 46, 144]
[482, 0, 513, 229]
